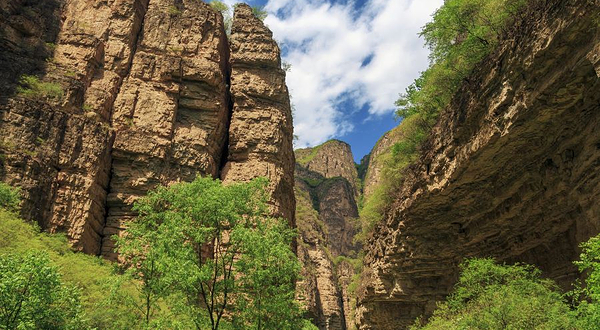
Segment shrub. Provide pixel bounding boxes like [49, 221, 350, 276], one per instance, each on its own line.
[0, 182, 20, 212]
[411, 258, 576, 329]
[252, 6, 268, 21]
[572, 234, 600, 329]
[0, 251, 86, 329]
[17, 75, 64, 100]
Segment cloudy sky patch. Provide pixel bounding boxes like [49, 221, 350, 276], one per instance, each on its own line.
[222, 0, 443, 159]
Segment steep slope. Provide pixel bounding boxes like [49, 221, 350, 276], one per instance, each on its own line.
[355, 0, 600, 328]
[295, 140, 361, 330]
[0, 1, 295, 258]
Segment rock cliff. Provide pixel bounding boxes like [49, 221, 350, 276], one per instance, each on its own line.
[356, 0, 600, 328]
[0, 1, 295, 258]
[221, 4, 295, 223]
[295, 140, 361, 330]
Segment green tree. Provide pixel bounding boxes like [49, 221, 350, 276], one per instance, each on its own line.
[0, 251, 85, 330]
[411, 258, 575, 329]
[232, 216, 302, 329]
[119, 177, 303, 330]
[210, 1, 232, 35]
[573, 234, 600, 329]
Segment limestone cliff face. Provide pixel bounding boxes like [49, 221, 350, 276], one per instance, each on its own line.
[362, 127, 402, 199]
[297, 140, 360, 197]
[0, 1, 295, 258]
[221, 4, 295, 224]
[356, 1, 600, 329]
[295, 140, 361, 330]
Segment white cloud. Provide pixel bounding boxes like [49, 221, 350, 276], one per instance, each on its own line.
[262, 0, 443, 148]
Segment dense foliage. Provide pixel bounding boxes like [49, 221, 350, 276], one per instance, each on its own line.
[1, 180, 314, 329]
[0, 252, 85, 329]
[412, 237, 600, 330]
[411, 259, 575, 329]
[117, 177, 304, 329]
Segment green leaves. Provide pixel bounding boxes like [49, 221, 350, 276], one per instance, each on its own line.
[395, 0, 527, 121]
[573, 235, 600, 329]
[0, 251, 85, 329]
[411, 258, 576, 330]
[117, 176, 303, 329]
[0, 183, 20, 213]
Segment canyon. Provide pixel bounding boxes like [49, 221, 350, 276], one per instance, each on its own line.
[1, 0, 599, 329]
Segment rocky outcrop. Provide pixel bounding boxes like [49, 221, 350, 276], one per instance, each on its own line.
[362, 127, 402, 199]
[221, 4, 295, 224]
[296, 180, 347, 330]
[295, 140, 361, 330]
[0, 1, 295, 258]
[356, 1, 600, 328]
[102, 0, 230, 259]
[297, 140, 360, 197]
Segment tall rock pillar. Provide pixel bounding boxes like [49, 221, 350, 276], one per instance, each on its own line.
[221, 4, 296, 225]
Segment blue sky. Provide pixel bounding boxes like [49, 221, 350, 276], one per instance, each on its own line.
[220, 0, 443, 162]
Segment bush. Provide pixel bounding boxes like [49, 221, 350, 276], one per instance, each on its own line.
[0, 182, 20, 212]
[0, 251, 86, 329]
[573, 234, 600, 329]
[0, 209, 143, 329]
[17, 75, 63, 100]
[411, 258, 576, 329]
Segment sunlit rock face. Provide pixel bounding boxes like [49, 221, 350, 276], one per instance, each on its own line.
[295, 140, 361, 330]
[221, 3, 296, 226]
[0, 1, 295, 259]
[356, 0, 600, 329]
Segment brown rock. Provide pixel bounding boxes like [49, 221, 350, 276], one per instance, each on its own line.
[221, 3, 295, 224]
[0, 0, 296, 261]
[296, 140, 360, 197]
[103, 0, 230, 259]
[295, 140, 362, 330]
[356, 1, 600, 328]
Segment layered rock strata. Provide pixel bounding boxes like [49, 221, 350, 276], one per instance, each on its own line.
[102, 0, 231, 258]
[295, 141, 361, 330]
[0, 1, 295, 258]
[221, 4, 295, 224]
[356, 1, 600, 328]
[296, 140, 360, 197]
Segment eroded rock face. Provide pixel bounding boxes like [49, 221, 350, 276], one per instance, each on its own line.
[297, 140, 360, 197]
[295, 140, 361, 330]
[362, 127, 402, 199]
[356, 1, 600, 328]
[221, 4, 295, 223]
[103, 0, 230, 259]
[0, 1, 295, 259]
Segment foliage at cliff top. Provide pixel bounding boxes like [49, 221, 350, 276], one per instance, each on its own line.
[357, 0, 528, 241]
[412, 235, 600, 329]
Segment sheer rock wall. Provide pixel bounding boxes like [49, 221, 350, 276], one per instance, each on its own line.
[295, 141, 361, 330]
[0, 1, 295, 258]
[356, 1, 600, 328]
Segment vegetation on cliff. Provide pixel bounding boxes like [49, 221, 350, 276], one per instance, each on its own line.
[412, 243, 600, 329]
[357, 0, 529, 240]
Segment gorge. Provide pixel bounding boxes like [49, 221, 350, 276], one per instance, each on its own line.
[1, 0, 599, 329]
